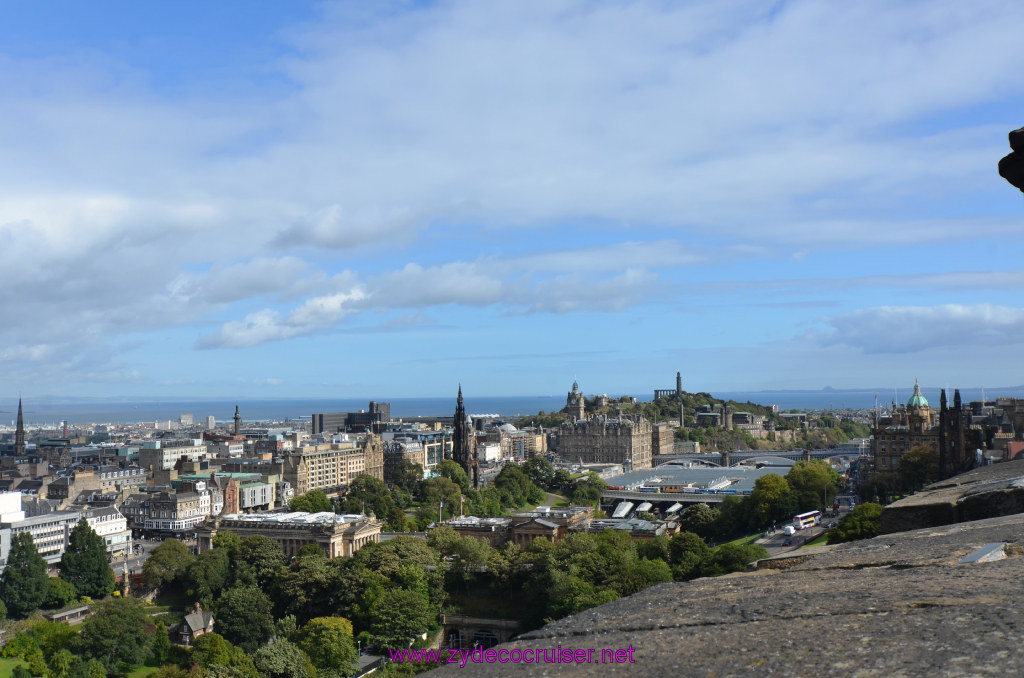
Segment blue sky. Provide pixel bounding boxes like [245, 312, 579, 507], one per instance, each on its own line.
[2, 0, 1024, 400]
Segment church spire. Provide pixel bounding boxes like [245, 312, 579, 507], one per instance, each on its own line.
[452, 385, 477, 490]
[15, 399, 26, 456]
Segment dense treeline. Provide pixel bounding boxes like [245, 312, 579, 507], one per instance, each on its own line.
[1, 512, 771, 678]
[289, 460, 552, 532]
[0, 462, 842, 677]
[1, 525, 768, 678]
[0, 519, 115, 621]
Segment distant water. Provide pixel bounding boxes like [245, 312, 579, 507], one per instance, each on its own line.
[8, 386, 1024, 425]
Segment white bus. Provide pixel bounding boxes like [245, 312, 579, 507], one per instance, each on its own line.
[792, 510, 821, 530]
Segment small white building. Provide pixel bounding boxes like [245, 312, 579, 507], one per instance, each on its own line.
[476, 443, 501, 463]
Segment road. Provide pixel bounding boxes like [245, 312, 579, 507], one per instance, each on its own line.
[757, 497, 855, 555]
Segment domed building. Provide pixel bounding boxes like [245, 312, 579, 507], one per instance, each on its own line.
[868, 379, 940, 488]
[864, 379, 985, 493]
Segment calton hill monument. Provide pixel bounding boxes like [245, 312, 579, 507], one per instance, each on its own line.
[999, 126, 1024, 192]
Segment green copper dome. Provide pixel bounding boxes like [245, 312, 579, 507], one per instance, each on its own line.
[907, 379, 929, 408]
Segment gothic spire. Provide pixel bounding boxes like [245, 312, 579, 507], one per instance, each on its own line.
[15, 398, 26, 456]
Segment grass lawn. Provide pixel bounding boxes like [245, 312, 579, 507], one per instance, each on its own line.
[125, 667, 158, 678]
[801, 534, 829, 548]
[723, 533, 762, 548]
[0, 657, 27, 678]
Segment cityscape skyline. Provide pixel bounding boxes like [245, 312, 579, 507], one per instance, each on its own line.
[2, 1, 1023, 399]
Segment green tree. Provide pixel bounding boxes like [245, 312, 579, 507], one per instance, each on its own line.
[432, 460, 470, 494]
[370, 589, 435, 650]
[147, 621, 172, 667]
[747, 474, 797, 529]
[80, 660, 106, 678]
[141, 539, 195, 590]
[290, 489, 332, 513]
[78, 598, 151, 672]
[277, 551, 342, 623]
[420, 477, 462, 520]
[147, 667, 188, 678]
[235, 535, 287, 590]
[521, 457, 555, 490]
[391, 460, 424, 495]
[60, 518, 116, 599]
[215, 586, 275, 653]
[551, 469, 574, 490]
[668, 531, 711, 581]
[385, 506, 408, 532]
[296, 617, 357, 678]
[712, 495, 749, 539]
[251, 640, 317, 678]
[700, 543, 768, 577]
[898, 445, 939, 491]
[677, 503, 720, 539]
[341, 475, 394, 519]
[785, 460, 840, 512]
[211, 530, 241, 554]
[827, 503, 884, 544]
[569, 472, 606, 505]
[190, 633, 234, 668]
[190, 633, 260, 678]
[48, 648, 76, 678]
[0, 532, 50, 617]
[493, 464, 541, 507]
[636, 533, 670, 562]
[186, 547, 232, 607]
[43, 577, 77, 610]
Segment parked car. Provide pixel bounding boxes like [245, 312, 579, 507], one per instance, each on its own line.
[782, 538, 793, 546]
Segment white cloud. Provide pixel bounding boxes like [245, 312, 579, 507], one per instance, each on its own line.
[3, 1, 1024, 388]
[195, 288, 366, 349]
[818, 304, 1024, 353]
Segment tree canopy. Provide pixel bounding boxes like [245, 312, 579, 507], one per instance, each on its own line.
[60, 518, 116, 599]
[370, 588, 435, 650]
[78, 598, 151, 672]
[898, 445, 939, 491]
[785, 460, 840, 512]
[827, 503, 884, 544]
[1, 532, 50, 617]
[296, 617, 358, 678]
[290, 489, 332, 513]
[142, 539, 195, 590]
[215, 586, 275, 653]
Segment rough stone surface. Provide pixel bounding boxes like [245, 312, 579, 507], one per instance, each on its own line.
[427, 513, 1024, 677]
[880, 459, 1024, 534]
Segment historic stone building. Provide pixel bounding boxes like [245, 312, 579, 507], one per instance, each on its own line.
[864, 380, 1001, 490]
[282, 443, 365, 497]
[558, 415, 653, 469]
[652, 422, 676, 458]
[869, 379, 939, 483]
[564, 380, 586, 421]
[196, 511, 382, 559]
